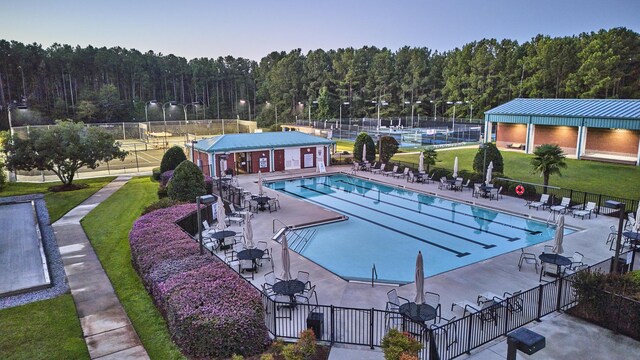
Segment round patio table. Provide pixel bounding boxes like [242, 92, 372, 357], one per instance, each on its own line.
[399, 302, 437, 323]
[209, 230, 236, 250]
[237, 248, 265, 270]
[272, 279, 305, 303]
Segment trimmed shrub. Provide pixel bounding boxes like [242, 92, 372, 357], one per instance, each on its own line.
[157, 185, 168, 199]
[167, 160, 206, 202]
[353, 132, 376, 163]
[473, 143, 504, 174]
[142, 198, 180, 215]
[379, 136, 399, 163]
[160, 146, 188, 173]
[129, 204, 269, 358]
[152, 167, 161, 181]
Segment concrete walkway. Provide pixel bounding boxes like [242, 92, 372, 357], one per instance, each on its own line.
[53, 176, 149, 360]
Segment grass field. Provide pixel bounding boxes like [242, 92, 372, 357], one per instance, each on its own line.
[0, 295, 89, 359]
[392, 147, 640, 199]
[81, 177, 185, 359]
[0, 177, 116, 222]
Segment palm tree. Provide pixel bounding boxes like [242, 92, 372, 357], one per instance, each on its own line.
[530, 144, 567, 192]
[423, 147, 438, 174]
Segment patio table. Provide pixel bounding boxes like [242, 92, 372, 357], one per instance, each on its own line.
[208, 230, 237, 250]
[399, 302, 437, 323]
[539, 253, 571, 279]
[272, 279, 305, 303]
[237, 248, 265, 271]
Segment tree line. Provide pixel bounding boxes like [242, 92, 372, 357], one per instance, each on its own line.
[1, 27, 638, 129]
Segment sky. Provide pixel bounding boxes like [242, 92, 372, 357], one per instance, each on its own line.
[1, 0, 639, 61]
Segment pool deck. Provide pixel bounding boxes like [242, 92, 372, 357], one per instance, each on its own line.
[0, 201, 50, 296]
[233, 166, 627, 316]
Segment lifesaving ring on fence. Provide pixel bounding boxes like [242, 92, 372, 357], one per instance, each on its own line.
[515, 184, 525, 196]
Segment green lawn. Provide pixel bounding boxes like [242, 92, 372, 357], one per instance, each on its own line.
[0, 177, 116, 222]
[392, 148, 640, 199]
[81, 177, 185, 359]
[334, 139, 354, 153]
[0, 294, 89, 360]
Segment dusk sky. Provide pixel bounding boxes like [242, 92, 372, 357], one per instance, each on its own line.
[1, 0, 639, 61]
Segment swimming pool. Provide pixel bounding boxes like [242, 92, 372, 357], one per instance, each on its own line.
[267, 174, 573, 284]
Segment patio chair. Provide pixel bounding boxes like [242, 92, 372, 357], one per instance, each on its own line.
[256, 241, 271, 265]
[297, 270, 311, 290]
[392, 167, 409, 179]
[529, 194, 551, 210]
[424, 173, 435, 184]
[453, 179, 463, 192]
[624, 212, 635, 231]
[385, 289, 409, 330]
[264, 271, 278, 289]
[407, 172, 416, 183]
[230, 203, 253, 219]
[504, 290, 524, 314]
[430, 315, 458, 350]
[568, 251, 585, 269]
[239, 259, 255, 279]
[438, 178, 448, 190]
[477, 291, 504, 304]
[383, 165, 398, 177]
[606, 225, 617, 249]
[543, 245, 555, 253]
[462, 179, 471, 191]
[425, 291, 442, 319]
[490, 186, 503, 200]
[540, 262, 562, 282]
[371, 163, 386, 175]
[550, 197, 571, 214]
[563, 264, 589, 276]
[573, 202, 596, 219]
[518, 249, 539, 273]
[473, 183, 481, 198]
[268, 198, 278, 213]
[295, 285, 319, 307]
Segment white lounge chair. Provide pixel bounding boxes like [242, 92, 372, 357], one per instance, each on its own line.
[550, 197, 571, 214]
[382, 165, 398, 177]
[392, 167, 409, 179]
[573, 202, 596, 219]
[529, 194, 550, 210]
[371, 163, 386, 174]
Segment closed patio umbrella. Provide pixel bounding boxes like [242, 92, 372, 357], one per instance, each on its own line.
[216, 196, 226, 231]
[634, 206, 640, 233]
[552, 215, 565, 254]
[415, 251, 425, 305]
[281, 234, 292, 281]
[485, 161, 494, 185]
[362, 143, 367, 163]
[418, 152, 424, 173]
[452, 156, 459, 178]
[243, 213, 254, 249]
[258, 171, 263, 195]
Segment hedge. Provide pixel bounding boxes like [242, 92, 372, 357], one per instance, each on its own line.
[129, 204, 269, 358]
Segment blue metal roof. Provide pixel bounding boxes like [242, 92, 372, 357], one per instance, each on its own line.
[485, 98, 640, 119]
[191, 131, 335, 153]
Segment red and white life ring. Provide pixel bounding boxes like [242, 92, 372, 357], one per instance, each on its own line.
[515, 184, 525, 196]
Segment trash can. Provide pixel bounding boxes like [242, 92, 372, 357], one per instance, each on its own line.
[617, 257, 630, 274]
[506, 328, 545, 360]
[306, 312, 323, 340]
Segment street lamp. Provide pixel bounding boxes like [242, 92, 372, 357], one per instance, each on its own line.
[196, 194, 216, 255]
[430, 100, 438, 121]
[184, 101, 202, 122]
[145, 100, 159, 132]
[162, 101, 178, 147]
[446, 101, 463, 134]
[605, 200, 627, 273]
[371, 99, 388, 130]
[239, 99, 251, 121]
[339, 101, 349, 127]
[266, 101, 278, 128]
[404, 100, 422, 128]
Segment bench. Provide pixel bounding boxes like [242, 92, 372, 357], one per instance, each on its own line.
[507, 143, 525, 150]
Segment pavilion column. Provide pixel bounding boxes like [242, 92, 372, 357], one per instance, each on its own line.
[636, 136, 640, 166]
[576, 125, 587, 160]
[483, 121, 493, 143]
[525, 123, 535, 154]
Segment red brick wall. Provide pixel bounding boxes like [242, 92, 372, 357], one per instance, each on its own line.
[250, 151, 270, 173]
[585, 128, 640, 155]
[534, 126, 578, 155]
[215, 154, 235, 176]
[496, 123, 527, 148]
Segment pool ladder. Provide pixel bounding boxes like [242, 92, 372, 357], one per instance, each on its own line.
[288, 228, 317, 252]
[371, 264, 378, 287]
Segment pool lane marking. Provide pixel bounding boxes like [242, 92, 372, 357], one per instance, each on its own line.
[319, 183, 509, 245]
[308, 184, 497, 249]
[280, 188, 470, 257]
[336, 179, 533, 238]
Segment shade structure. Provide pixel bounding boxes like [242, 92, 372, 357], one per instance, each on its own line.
[362, 143, 367, 163]
[634, 206, 640, 233]
[418, 152, 425, 173]
[452, 157, 459, 178]
[258, 171, 263, 195]
[216, 196, 227, 231]
[486, 161, 494, 185]
[552, 215, 565, 254]
[414, 251, 425, 305]
[281, 234, 292, 281]
[243, 213, 254, 248]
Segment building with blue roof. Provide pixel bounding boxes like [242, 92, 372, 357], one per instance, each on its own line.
[187, 131, 335, 176]
[484, 98, 640, 165]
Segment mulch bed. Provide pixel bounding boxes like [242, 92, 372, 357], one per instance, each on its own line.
[48, 183, 89, 192]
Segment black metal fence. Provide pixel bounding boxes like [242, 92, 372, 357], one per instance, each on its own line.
[257, 254, 623, 360]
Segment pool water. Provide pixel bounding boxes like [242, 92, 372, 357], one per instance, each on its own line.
[267, 174, 573, 284]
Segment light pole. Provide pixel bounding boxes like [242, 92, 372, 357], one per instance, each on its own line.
[446, 101, 463, 134]
[196, 194, 216, 255]
[430, 100, 439, 121]
[339, 101, 349, 127]
[162, 101, 177, 148]
[372, 99, 388, 130]
[307, 100, 318, 126]
[17, 66, 26, 99]
[184, 102, 201, 122]
[144, 100, 158, 132]
[239, 99, 251, 121]
[467, 101, 473, 122]
[266, 101, 278, 128]
[605, 200, 627, 273]
[404, 100, 422, 128]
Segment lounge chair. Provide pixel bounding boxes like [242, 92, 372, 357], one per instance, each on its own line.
[382, 165, 398, 177]
[371, 163, 386, 174]
[529, 194, 550, 210]
[550, 197, 571, 214]
[573, 202, 596, 219]
[407, 172, 416, 183]
[392, 167, 409, 179]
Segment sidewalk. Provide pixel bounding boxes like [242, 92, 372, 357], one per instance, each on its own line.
[53, 176, 149, 359]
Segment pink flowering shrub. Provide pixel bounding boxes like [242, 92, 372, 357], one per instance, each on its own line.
[160, 170, 174, 187]
[129, 204, 268, 358]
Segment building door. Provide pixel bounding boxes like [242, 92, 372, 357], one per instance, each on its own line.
[235, 152, 249, 174]
[284, 148, 300, 170]
[274, 150, 285, 171]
